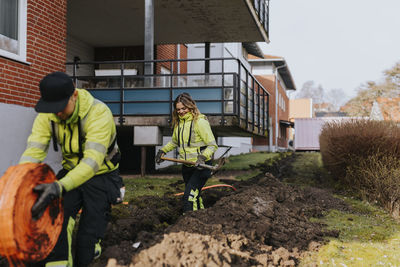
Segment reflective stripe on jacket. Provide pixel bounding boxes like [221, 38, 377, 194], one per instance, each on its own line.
[19, 89, 118, 191]
[161, 113, 217, 163]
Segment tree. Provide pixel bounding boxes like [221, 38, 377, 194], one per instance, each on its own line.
[295, 80, 324, 104]
[325, 88, 347, 111]
[384, 62, 400, 90]
[341, 62, 400, 116]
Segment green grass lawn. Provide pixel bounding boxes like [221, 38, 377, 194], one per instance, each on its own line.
[122, 176, 182, 199]
[285, 152, 400, 266]
[302, 198, 400, 266]
[220, 151, 281, 171]
[120, 152, 280, 200]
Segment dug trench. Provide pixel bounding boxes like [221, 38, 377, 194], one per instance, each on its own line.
[0, 154, 349, 266]
[92, 153, 349, 266]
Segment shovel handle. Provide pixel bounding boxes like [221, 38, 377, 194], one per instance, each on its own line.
[160, 156, 218, 171]
[160, 156, 194, 165]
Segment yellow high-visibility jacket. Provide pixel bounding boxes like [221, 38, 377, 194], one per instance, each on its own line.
[161, 112, 217, 164]
[20, 89, 119, 191]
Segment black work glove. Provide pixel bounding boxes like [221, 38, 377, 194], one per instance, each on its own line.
[31, 181, 63, 220]
[195, 155, 207, 168]
[155, 150, 165, 164]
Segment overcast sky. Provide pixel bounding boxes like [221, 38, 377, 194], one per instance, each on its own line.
[259, 0, 400, 101]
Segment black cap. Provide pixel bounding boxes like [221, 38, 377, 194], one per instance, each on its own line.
[35, 72, 75, 113]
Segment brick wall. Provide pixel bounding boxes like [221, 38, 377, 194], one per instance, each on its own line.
[179, 45, 187, 74]
[0, 0, 67, 107]
[156, 44, 187, 74]
[254, 75, 274, 146]
[278, 80, 289, 147]
[253, 74, 290, 148]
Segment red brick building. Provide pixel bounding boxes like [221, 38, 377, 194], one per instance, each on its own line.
[0, 0, 187, 109]
[0, 0, 67, 107]
[249, 55, 296, 151]
[0, 0, 271, 173]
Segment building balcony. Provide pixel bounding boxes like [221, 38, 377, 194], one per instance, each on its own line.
[67, 0, 270, 47]
[66, 58, 270, 137]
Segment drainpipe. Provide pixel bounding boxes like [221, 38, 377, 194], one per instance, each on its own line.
[274, 64, 286, 152]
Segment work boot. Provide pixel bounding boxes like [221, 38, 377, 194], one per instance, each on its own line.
[94, 240, 102, 260]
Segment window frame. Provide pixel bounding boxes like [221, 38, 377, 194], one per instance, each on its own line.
[0, 0, 28, 63]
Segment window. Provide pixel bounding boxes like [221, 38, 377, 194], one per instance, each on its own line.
[0, 0, 27, 62]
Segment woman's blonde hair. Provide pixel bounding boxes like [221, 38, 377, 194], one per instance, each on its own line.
[171, 93, 200, 127]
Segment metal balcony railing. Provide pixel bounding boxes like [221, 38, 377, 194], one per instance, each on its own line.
[253, 0, 270, 37]
[66, 57, 270, 136]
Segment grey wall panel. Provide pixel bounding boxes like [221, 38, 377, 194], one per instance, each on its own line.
[0, 103, 62, 176]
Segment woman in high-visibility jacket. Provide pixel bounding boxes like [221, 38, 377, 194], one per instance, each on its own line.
[19, 72, 123, 267]
[156, 93, 218, 212]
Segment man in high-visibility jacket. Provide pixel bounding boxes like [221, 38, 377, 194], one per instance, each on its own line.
[20, 72, 123, 266]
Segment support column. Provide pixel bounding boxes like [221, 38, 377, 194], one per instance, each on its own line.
[142, 0, 154, 176]
[205, 42, 210, 86]
[141, 147, 146, 177]
[205, 42, 210, 73]
[275, 74, 278, 152]
[144, 0, 154, 75]
[176, 44, 180, 74]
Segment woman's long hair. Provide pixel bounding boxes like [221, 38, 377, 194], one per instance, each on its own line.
[171, 93, 200, 127]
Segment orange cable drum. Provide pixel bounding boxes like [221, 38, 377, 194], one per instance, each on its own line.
[0, 163, 63, 266]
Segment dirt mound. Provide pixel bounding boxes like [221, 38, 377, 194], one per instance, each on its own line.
[0, 170, 348, 267]
[97, 173, 347, 267]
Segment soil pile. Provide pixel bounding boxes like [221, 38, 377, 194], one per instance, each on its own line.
[0, 156, 349, 267]
[98, 172, 349, 267]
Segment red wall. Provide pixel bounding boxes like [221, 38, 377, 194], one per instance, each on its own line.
[156, 44, 187, 74]
[0, 0, 67, 107]
[253, 74, 290, 148]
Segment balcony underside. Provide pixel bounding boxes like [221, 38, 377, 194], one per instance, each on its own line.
[117, 115, 267, 137]
[67, 0, 269, 46]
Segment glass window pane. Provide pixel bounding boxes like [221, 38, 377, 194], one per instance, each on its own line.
[224, 101, 233, 113]
[0, 0, 18, 39]
[224, 88, 233, 100]
[0, 0, 19, 54]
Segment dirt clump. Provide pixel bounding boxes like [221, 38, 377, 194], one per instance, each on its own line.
[95, 172, 347, 267]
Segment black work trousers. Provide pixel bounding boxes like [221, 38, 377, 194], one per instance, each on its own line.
[182, 161, 211, 212]
[41, 169, 118, 266]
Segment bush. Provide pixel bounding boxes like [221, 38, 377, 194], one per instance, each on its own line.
[319, 119, 400, 216]
[345, 155, 400, 214]
[319, 119, 400, 180]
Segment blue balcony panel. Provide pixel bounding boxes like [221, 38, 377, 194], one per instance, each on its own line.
[123, 103, 170, 115]
[90, 90, 120, 102]
[172, 88, 222, 101]
[197, 102, 221, 114]
[124, 90, 169, 101]
[108, 103, 121, 115]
